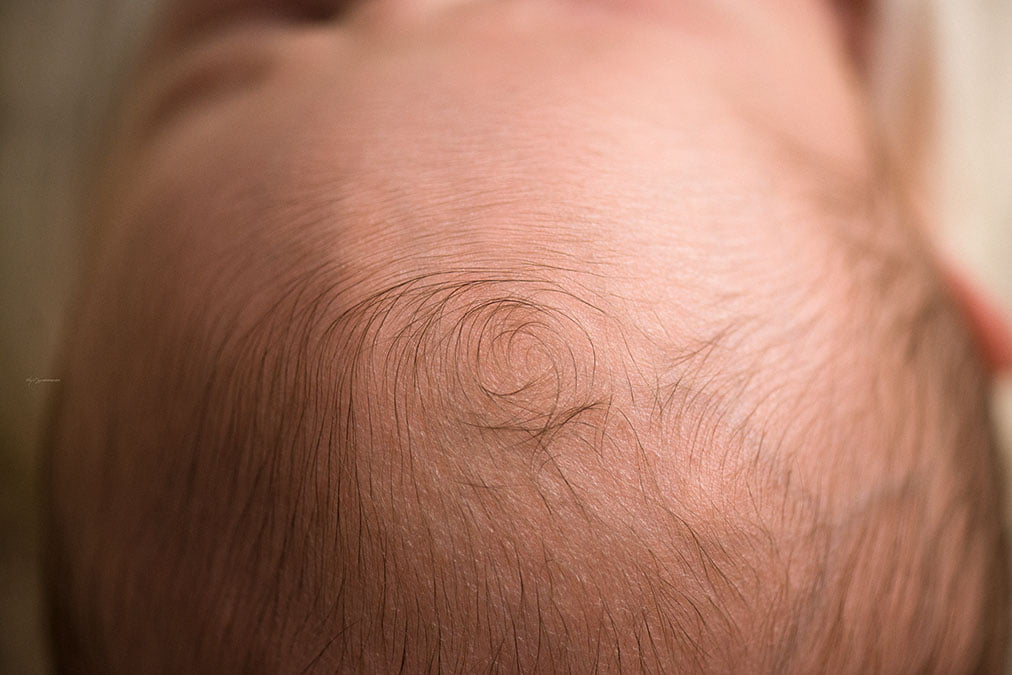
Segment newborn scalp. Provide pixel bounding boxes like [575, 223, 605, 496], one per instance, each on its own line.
[46, 0, 1009, 671]
[50, 231, 829, 672]
[47, 207, 1007, 672]
[316, 239, 1009, 673]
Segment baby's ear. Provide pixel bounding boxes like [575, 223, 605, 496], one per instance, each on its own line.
[940, 261, 1012, 372]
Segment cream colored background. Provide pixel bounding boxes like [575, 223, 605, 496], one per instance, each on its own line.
[1, 2, 1010, 671]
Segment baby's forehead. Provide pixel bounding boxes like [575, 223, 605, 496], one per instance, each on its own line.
[129, 0, 870, 232]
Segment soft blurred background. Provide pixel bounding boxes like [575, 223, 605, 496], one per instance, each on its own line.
[1, 1, 1010, 672]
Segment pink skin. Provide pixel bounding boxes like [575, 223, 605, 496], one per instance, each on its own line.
[55, 0, 1010, 671]
[98, 0, 998, 498]
[136, 0, 1012, 369]
[107, 0, 880, 389]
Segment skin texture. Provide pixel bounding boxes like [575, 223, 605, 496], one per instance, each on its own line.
[47, 0, 1009, 672]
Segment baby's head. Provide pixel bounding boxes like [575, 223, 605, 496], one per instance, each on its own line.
[47, 0, 1010, 671]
